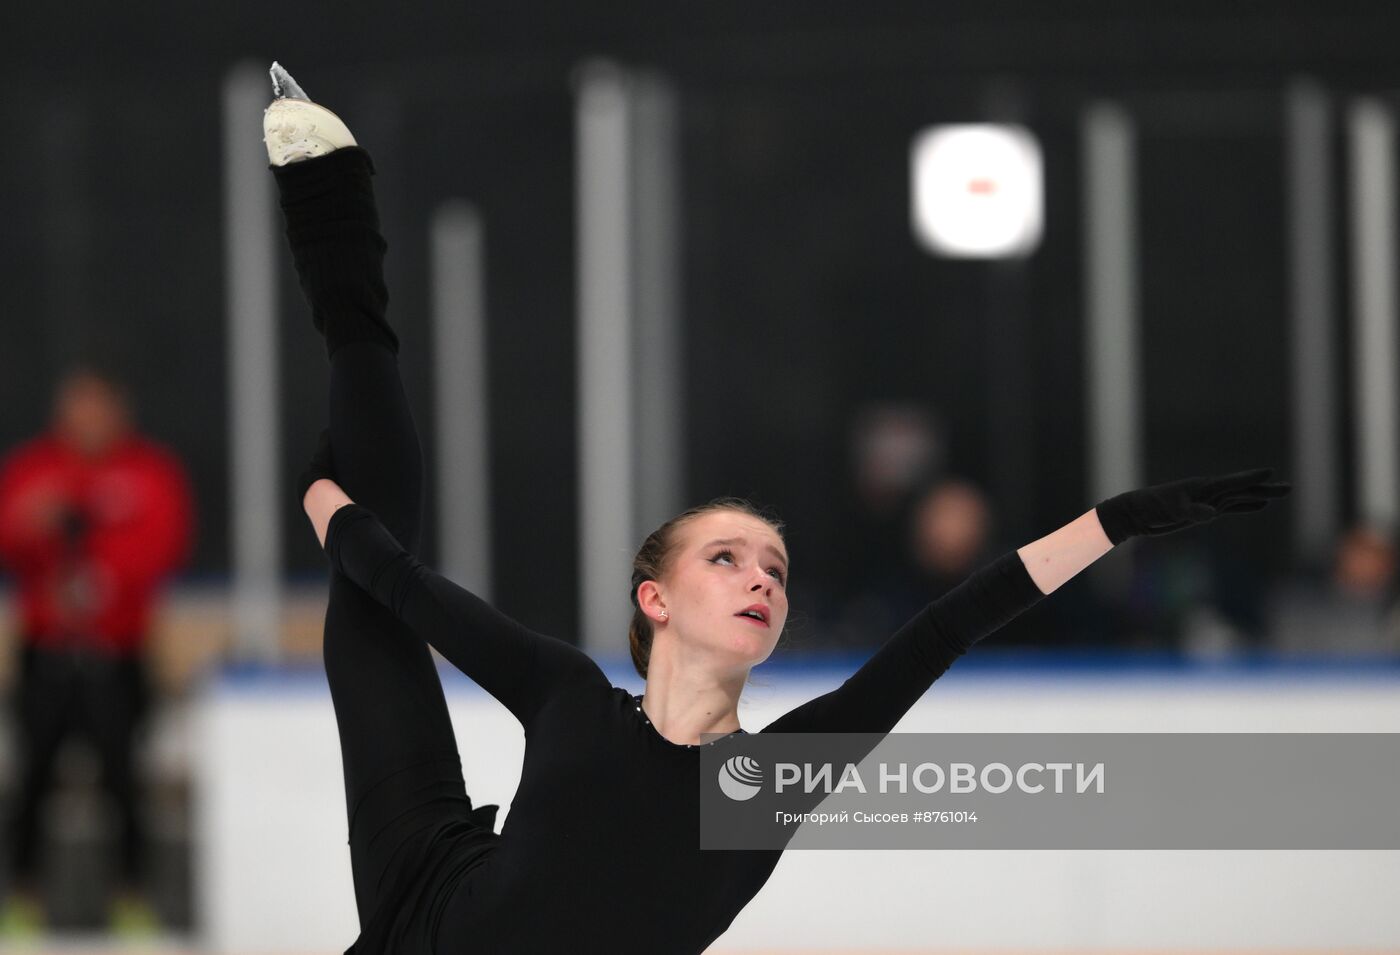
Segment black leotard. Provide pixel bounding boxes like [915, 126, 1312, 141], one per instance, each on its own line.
[326, 504, 1043, 953]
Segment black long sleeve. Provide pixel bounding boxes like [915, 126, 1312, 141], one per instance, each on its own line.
[325, 503, 608, 725]
[763, 552, 1045, 735]
[329, 499, 1043, 738]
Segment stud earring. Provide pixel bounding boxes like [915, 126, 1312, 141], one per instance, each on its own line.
[659, 610, 669, 619]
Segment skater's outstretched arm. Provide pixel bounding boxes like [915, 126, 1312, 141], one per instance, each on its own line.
[765, 469, 1291, 736]
[304, 477, 609, 722]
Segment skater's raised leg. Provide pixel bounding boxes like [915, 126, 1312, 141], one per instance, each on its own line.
[264, 64, 487, 923]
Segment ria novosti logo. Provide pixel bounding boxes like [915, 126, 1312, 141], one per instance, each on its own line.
[717, 756, 1107, 801]
[717, 755, 765, 801]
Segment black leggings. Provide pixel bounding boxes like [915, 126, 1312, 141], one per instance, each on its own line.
[273, 148, 483, 923]
[9, 644, 148, 887]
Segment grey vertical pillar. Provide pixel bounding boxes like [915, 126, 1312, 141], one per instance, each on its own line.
[1349, 98, 1400, 529]
[431, 202, 492, 598]
[1082, 103, 1142, 504]
[223, 62, 282, 660]
[577, 62, 636, 653]
[576, 61, 683, 653]
[1286, 80, 1340, 561]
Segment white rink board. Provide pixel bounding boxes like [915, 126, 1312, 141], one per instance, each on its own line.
[194, 665, 1400, 952]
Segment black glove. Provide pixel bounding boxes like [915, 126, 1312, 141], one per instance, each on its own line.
[1095, 468, 1291, 545]
[296, 429, 337, 505]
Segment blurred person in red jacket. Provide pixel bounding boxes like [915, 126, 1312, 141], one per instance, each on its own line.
[0, 366, 193, 936]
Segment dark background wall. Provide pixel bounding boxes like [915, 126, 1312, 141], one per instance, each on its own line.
[3, 1, 1396, 645]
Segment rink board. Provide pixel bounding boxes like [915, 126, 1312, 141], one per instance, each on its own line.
[193, 657, 1400, 953]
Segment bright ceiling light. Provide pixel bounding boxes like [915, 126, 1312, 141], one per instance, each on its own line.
[911, 124, 1044, 258]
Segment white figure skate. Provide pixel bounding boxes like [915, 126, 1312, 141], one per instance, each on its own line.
[262, 61, 357, 166]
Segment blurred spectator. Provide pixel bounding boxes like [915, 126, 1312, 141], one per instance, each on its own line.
[1268, 524, 1400, 655]
[830, 475, 1118, 650]
[851, 405, 944, 521]
[910, 479, 991, 589]
[1334, 524, 1397, 600]
[833, 477, 994, 645]
[0, 367, 193, 937]
[812, 406, 944, 647]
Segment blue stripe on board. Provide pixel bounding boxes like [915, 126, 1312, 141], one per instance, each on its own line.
[211, 648, 1400, 692]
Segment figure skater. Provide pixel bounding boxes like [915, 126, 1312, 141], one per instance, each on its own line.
[263, 63, 1290, 954]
